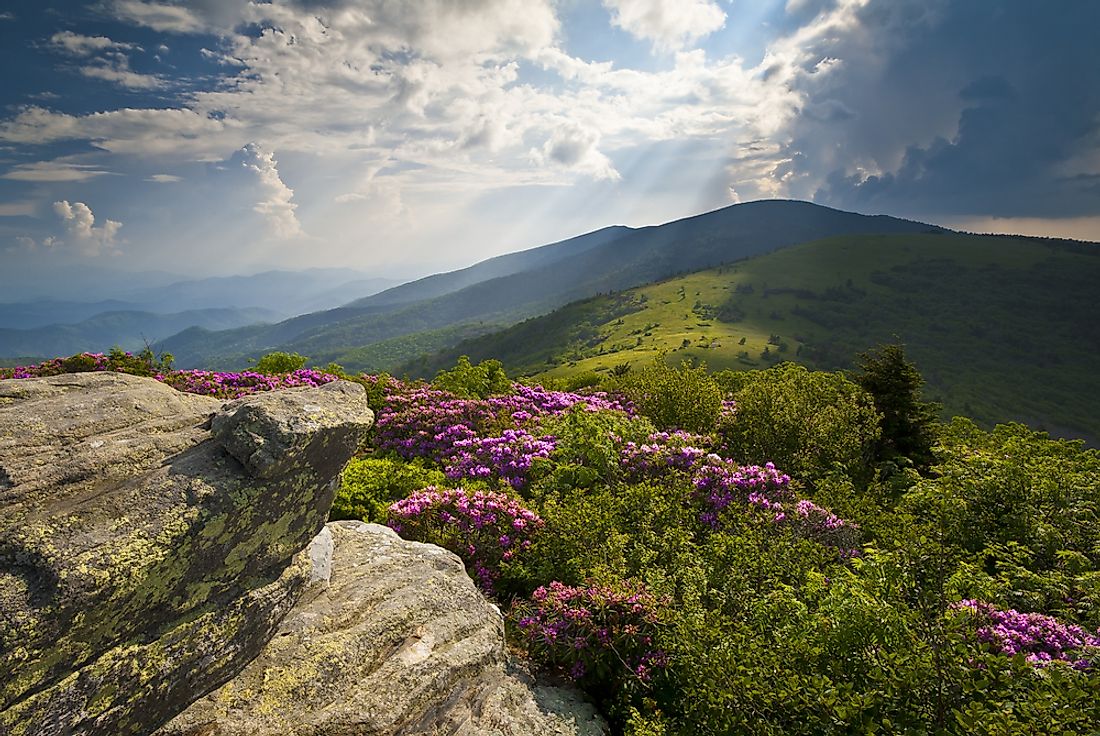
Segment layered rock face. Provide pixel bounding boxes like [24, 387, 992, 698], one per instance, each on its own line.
[159, 521, 606, 736]
[0, 373, 374, 736]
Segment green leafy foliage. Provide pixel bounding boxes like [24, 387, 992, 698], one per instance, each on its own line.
[609, 356, 723, 433]
[718, 362, 881, 483]
[253, 351, 308, 373]
[431, 355, 511, 398]
[331, 457, 447, 524]
[314, 354, 1100, 734]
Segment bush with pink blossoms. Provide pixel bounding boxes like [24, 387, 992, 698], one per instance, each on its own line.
[387, 486, 542, 595]
[445, 429, 557, 490]
[160, 368, 337, 399]
[513, 580, 668, 692]
[619, 430, 713, 479]
[952, 599, 1100, 669]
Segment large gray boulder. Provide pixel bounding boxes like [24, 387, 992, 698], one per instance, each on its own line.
[0, 372, 373, 736]
[158, 521, 607, 736]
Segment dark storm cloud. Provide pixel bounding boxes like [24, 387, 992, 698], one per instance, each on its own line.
[789, 0, 1100, 220]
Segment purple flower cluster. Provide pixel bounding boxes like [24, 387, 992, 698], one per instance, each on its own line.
[616, 428, 859, 553]
[446, 429, 558, 490]
[373, 379, 634, 487]
[514, 580, 667, 684]
[0, 354, 339, 399]
[620, 430, 713, 478]
[388, 486, 542, 593]
[1, 352, 116, 379]
[952, 599, 1100, 669]
[160, 368, 338, 399]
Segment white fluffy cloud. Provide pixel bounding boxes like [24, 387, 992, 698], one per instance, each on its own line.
[602, 0, 726, 50]
[53, 201, 123, 256]
[240, 143, 303, 239]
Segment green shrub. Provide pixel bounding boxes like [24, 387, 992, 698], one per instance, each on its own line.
[719, 363, 880, 483]
[433, 355, 511, 398]
[609, 356, 722, 433]
[331, 457, 446, 523]
[254, 351, 308, 374]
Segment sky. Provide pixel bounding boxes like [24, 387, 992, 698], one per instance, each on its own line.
[1, 0, 1098, 291]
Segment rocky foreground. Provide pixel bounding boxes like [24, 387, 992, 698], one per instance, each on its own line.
[0, 373, 603, 736]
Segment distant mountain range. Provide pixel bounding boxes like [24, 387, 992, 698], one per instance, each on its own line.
[156, 200, 943, 368]
[0, 270, 398, 359]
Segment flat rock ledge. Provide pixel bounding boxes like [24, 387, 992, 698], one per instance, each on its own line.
[158, 521, 608, 736]
[0, 373, 374, 736]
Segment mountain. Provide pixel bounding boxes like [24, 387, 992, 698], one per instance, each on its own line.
[405, 232, 1100, 444]
[351, 225, 633, 309]
[157, 200, 943, 369]
[0, 307, 282, 359]
[0, 271, 399, 330]
[119, 269, 399, 316]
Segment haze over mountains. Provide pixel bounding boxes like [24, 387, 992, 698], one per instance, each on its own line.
[155, 201, 942, 369]
[0, 270, 398, 359]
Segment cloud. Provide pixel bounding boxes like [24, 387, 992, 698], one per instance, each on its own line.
[146, 173, 182, 183]
[1, 160, 114, 182]
[776, 0, 1100, 220]
[53, 201, 123, 256]
[105, 0, 210, 33]
[533, 122, 620, 181]
[240, 143, 303, 238]
[49, 31, 141, 56]
[47, 31, 162, 89]
[79, 55, 163, 90]
[602, 0, 726, 50]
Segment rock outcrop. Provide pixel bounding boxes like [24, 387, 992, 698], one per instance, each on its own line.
[0, 373, 374, 736]
[159, 521, 607, 736]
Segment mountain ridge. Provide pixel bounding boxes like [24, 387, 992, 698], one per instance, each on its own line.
[156, 200, 944, 368]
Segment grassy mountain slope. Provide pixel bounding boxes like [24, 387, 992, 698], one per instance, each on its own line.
[158, 200, 941, 369]
[406, 232, 1100, 443]
[0, 307, 282, 358]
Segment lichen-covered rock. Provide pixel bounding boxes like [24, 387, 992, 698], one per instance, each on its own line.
[158, 521, 607, 736]
[0, 373, 373, 736]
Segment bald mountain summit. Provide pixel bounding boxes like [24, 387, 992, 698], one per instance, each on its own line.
[156, 200, 940, 369]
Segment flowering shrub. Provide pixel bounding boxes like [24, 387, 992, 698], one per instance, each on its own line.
[1, 348, 171, 379]
[952, 599, 1100, 669]
[159, 368, 337, 399]
[445, 429, 557, 490]
[619, 431, 712, 479]
[0, 352, 338, 398]
[513, 580, 668, 688]
[388, 486, 542, 594]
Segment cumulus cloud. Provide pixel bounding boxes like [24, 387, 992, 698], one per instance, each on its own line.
[602, 0, 726, 50]
[240, 143, 303, 239]
[53, 201, 123, 256]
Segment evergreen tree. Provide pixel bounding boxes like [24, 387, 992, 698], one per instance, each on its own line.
[853, 343, 940, 470]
